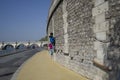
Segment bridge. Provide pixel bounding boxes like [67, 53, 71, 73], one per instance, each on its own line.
[0, 41, 48, 50]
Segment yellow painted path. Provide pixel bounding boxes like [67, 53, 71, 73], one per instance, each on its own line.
[16, 50, 88, 80]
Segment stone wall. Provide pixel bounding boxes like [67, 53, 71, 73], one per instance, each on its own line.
[105, 0, 120, 80]
[47, 0, 120, 80]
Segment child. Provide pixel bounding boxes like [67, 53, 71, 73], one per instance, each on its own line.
[48, 43, 54, 56]
[49, 35, 55, 52]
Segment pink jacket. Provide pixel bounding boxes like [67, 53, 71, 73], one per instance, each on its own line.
[48, 43, 53, 49]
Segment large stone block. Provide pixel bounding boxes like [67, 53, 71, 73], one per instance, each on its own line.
[93, 21, 109, 33]
[95, 32, 107, 40]
[92, 1, 109, 16]
[94, 0, 104, 6]
[94, 41, 104, 50]
[96, 49, 104, 60]
[95, 13, 105, 24]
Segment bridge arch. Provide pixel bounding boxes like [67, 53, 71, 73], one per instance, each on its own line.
[30, 44, 39, 49]
[16, 44, 27, 49]
[0, 41, 47, 50]
[2, 44, 14, 50]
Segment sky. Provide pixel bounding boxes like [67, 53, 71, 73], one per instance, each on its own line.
[0, 0, 51, 42]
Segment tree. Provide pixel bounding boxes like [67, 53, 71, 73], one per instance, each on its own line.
[39, 36, 48, 41]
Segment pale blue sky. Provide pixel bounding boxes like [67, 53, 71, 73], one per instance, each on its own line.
[0, 0, 51, 42]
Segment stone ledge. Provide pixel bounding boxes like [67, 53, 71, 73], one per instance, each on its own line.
[93, 58, 110, 71]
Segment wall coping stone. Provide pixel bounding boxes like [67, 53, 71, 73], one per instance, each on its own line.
[46, 0, 63, 33]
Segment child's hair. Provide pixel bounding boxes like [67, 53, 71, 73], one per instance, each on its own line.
[50, 32, 53, 36]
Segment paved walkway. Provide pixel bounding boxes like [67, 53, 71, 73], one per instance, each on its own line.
[15, 50, 88, 80]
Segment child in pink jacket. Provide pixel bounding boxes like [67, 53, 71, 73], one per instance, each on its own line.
[48, 43, 54, 56]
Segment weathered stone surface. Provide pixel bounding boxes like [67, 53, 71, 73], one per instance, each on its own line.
[94, 0, 104, 6]
[47, 0, 120, 80]
[93, 21, 109, 33]
[95, 13, 105, 24]
[96, 32, 107, 40]
[92, 1, 109, 16]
